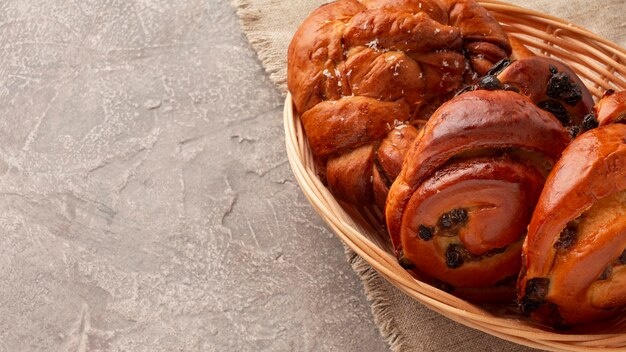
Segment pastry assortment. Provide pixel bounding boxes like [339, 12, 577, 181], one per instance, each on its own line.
[288, 0, 626, 328]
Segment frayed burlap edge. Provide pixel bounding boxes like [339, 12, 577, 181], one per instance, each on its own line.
[346, 249, 409, 351]
[231, 0, 289, 94]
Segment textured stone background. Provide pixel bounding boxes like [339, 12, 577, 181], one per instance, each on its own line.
[0, 0, 387, 351]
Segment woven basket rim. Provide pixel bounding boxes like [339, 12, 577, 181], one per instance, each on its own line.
[284, 1, 626, 350]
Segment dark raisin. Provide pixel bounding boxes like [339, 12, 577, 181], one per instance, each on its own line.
[520, 277, 550, 314]
[439, 208, 468, 229]
[604, 89, 615, 97]
[582, 113, 599, 131]
[599, 265, 612, 280]
[547, 72, 583, 106]
[502, 83, 520, 93]
[418, 225, 434, 241]
[439, 213, 453, 228]
[554, 226, 577, 249]
[486, 58, 512, 76]
[619, 249, 626, 265]
[454, 85, 476, 97]
[398, 251, 415, 269]
[549, 65, 558, 75]
[537, 100, 571, 126]
[568, 125, 581, 138]
[449, 208, 468, 224]
[478, 75, 502, 91]
[445, 245, 464, 269]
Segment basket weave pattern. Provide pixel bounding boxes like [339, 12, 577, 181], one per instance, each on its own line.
[284, 1, 626, 350]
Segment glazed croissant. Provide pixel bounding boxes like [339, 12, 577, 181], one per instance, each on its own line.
[288, 0, 511, 207]
[385, 90, 570, 297]
[518, 95, 626, 327]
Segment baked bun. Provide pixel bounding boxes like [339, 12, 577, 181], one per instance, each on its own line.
[518, 123, 626, 327]
[385, 90, 569, 299]
[493, 56, 593, 128]
[288, 0, 511, 206]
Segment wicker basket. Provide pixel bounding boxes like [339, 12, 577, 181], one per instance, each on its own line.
[283, 1, 626, 350]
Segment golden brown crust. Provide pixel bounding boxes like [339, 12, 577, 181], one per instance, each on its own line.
[385, 90, 569, 296]
[595, 91, 626, 126]
[518, 124, 626, 326]
[496, 56, 593, 127]
[386, 90, 570, 246]
[509, 37, 535, 60]
[288, 0, 511, 207]
[300, 96, 409, 158]
[327, 144, 376, 204]
[372, 124, 420, 210]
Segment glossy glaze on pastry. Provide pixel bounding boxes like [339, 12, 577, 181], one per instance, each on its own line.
[519, 100, 626, 328]
[385, 90, 569, 297]
[288, 0, 511, 206]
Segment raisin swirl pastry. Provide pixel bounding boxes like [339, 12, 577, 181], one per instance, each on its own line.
[385, 90, 570, 298]
[463, 56, 593, 130]
[496, 57, 593, 129]
[518, 105, 626, 328]
[288, 0, 511, 206]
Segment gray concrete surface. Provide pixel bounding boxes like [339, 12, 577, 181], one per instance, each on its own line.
[0, 0, 388, 351]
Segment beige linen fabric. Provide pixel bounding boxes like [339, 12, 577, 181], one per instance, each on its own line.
[232, 1, 626, 350]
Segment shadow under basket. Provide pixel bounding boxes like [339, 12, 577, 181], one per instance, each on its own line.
[283, 1, 626, 351]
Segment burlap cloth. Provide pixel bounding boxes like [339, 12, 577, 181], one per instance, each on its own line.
[232, 1, 626, 350]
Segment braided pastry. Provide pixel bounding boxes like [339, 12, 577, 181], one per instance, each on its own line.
[385, 90, 570, 298]
[288, 0, 511, 206]
[518, 96, 626, 327]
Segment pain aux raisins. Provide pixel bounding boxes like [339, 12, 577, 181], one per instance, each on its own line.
[520, 277, 550, 314]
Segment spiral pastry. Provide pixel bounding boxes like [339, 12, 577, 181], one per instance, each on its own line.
[518, 108, 626, 328]
[385, 90, 570, 297]
[288, 0, 511, 206]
